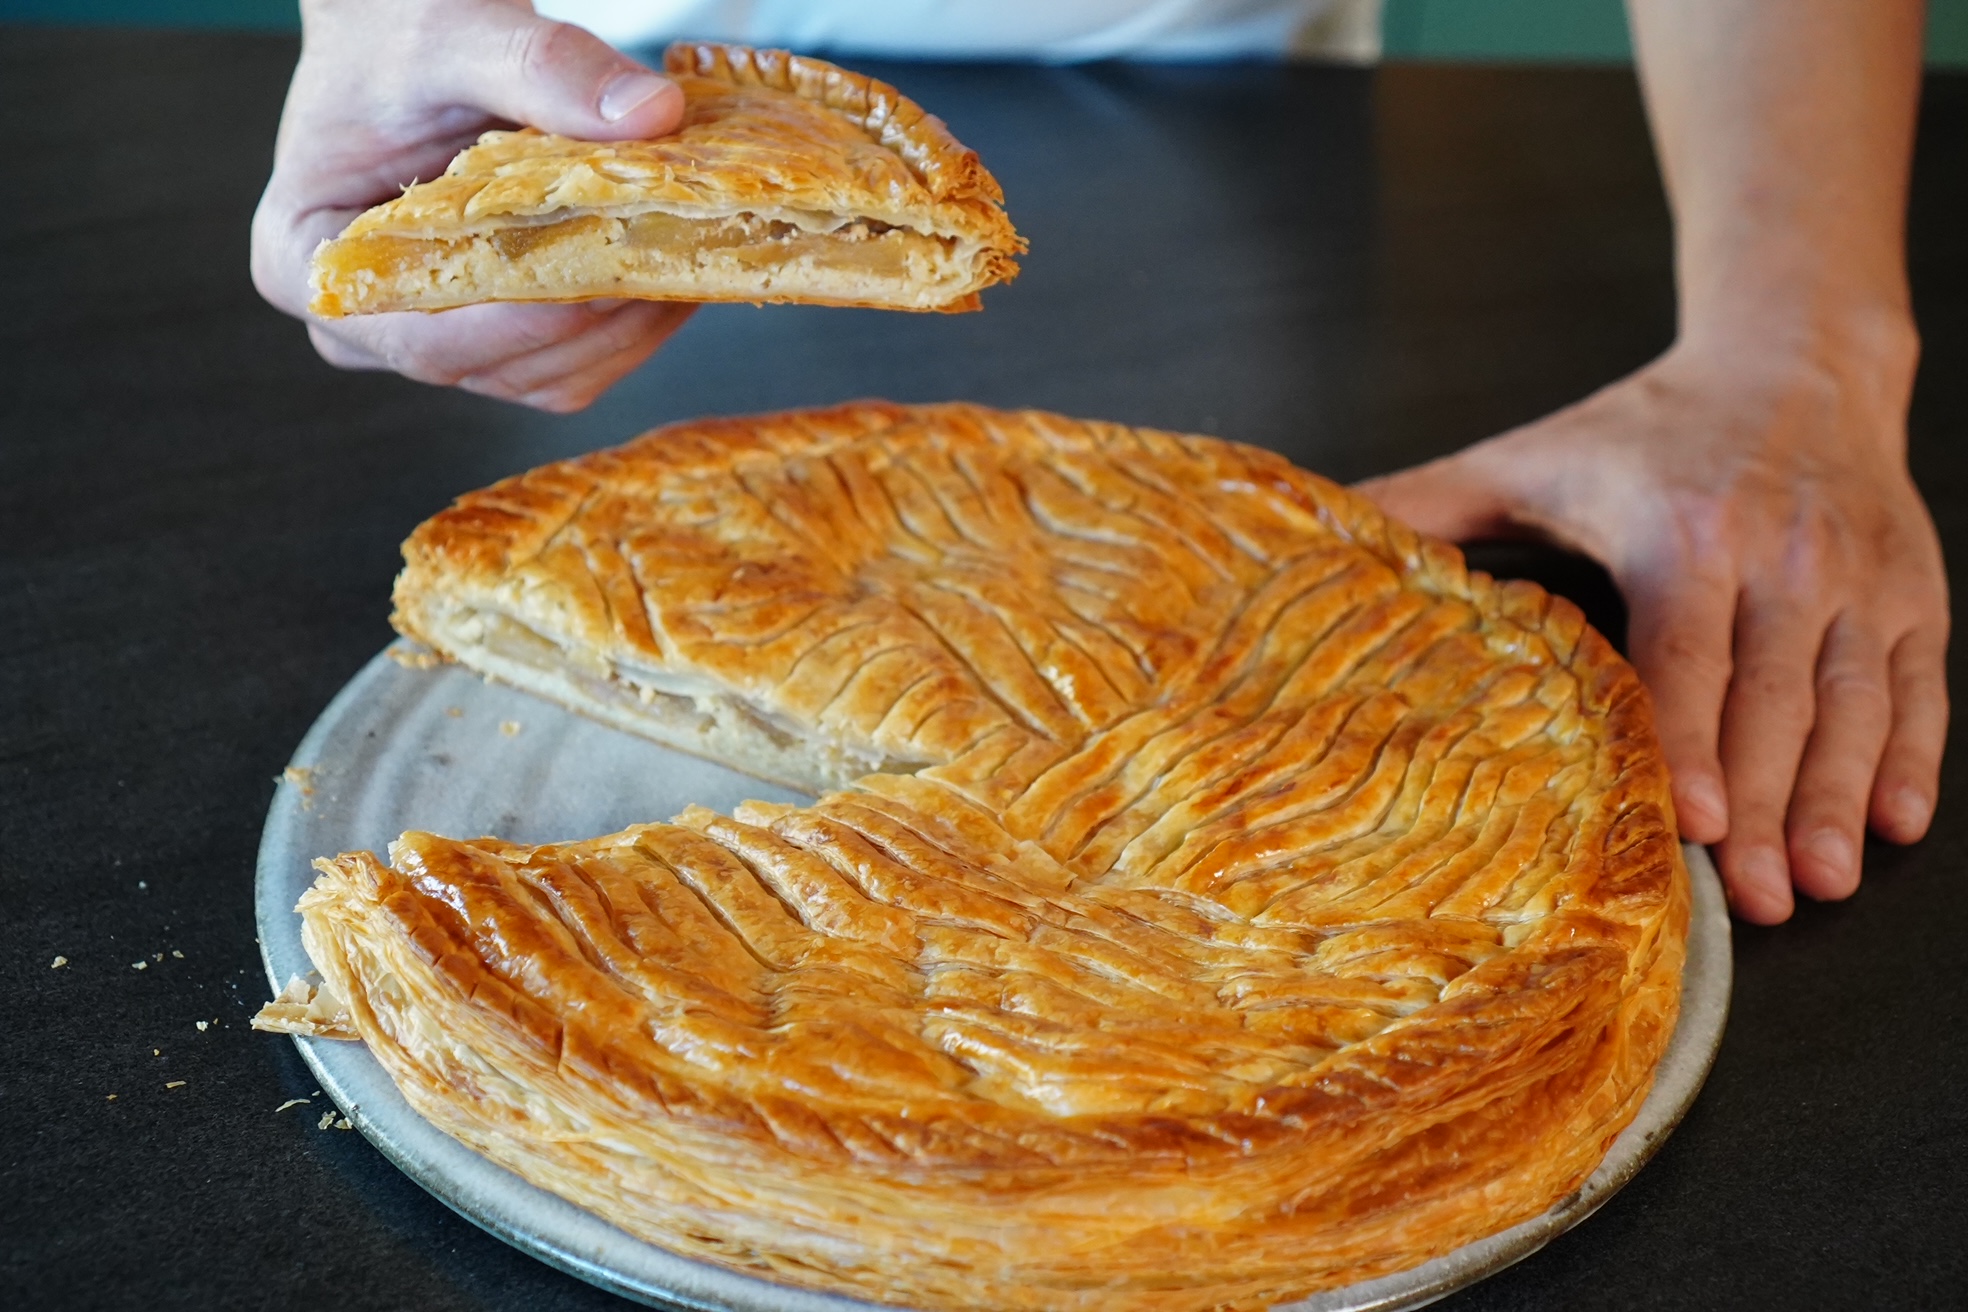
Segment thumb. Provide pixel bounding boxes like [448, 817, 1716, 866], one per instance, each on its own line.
[1352, 448, 1523, 544]
[442, 3, 683, 139]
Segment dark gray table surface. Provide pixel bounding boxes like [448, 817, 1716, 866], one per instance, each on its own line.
[3, 24, 1965, 1312]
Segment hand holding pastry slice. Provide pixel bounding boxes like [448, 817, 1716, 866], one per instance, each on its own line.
[252, 3, 1022, 411]
[307, 43, 1023, 318]
[253, 0, 696, 411]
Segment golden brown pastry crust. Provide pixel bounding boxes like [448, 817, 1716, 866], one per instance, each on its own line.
[309, 44, 1023, 318]
[281, 403, 1687, 1311]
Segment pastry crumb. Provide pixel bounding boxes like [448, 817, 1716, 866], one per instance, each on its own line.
[252, 975, 358, 1040]
[196, 1020, 208, 1032]
[106, 1094, 117, 1101]
[132, 960, 147, 970]
[276, 1098, 311, 1113]
[388, 644, 445, 671]
[172, 949, 184, 959]
[153, 1048, 160, 1056]
[318, 1110, 336, 1129]
[500, 719, 523, 736]
[281, 765, 318, 810]
[336, 1116, 353, 1130]
[165, 1080, 186, 1090]
[51, 955, 67, 969]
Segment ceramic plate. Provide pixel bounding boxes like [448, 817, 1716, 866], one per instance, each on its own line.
[259, 642, 1732, 1312]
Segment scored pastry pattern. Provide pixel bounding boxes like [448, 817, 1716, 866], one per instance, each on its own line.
[279, 403, 1687, 1311]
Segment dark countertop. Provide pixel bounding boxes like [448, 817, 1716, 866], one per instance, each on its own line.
[3, 25, 1965, 1311]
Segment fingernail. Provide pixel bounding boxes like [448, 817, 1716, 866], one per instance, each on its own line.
[1730, 846, 1793, 921]
[1801, 829, 1856, 885]
[523, 388, 583, 414]
[1681, 776, 1726, 830]
[1888, 785, 1932, 836]
[1739, 847, 1788, 895]
[599, 70, 670, 122]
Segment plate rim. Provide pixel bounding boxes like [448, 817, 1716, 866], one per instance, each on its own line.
[258, 643, 1732, 1312]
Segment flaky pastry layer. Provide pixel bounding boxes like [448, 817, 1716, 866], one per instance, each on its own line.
[270, 403, 1688, 1311]
[309, 44, 1022, 317]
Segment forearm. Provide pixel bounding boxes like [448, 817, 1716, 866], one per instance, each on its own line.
[1627, 0, 1925, 368]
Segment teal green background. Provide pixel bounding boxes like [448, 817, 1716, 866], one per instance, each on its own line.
[1386, 0, 1636, 61]
[1384, 0, 1968, 68]
[0, 1, 301, 30]
[2, 0, 1965, 67]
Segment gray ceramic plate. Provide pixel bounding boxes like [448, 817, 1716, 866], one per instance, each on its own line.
[258, 642, 1732, 1312]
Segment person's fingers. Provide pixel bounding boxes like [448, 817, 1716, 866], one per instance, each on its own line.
[306, 323, 386, 372]
[459, 300, 684, 394]
[1783, 614, 1892, 900]
[319, 301, 615, 386]
[520, 304, 695, 411]
[304, 290, 691, 407]
[483, 331, 670, 412]
[1714, 592, 1825, 924]
[1621, 563, 1737, 846]
[456, 301, 694, 410]
[1353, 448, 1522, 543]
[1870, 622, 1949, 842]
[440, 2, 683, 140]
[252, 190, 365, 318]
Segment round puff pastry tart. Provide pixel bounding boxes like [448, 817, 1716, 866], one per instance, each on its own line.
[258, 403, 1688, 1311]
[308, 44, 1023, 317]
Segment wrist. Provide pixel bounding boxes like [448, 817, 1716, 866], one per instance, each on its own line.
[1671, 294, 1919, 430]
[1676, 246, 1918, 375]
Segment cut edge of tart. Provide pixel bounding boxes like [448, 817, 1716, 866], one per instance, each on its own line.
[308, 44, 1023, 318]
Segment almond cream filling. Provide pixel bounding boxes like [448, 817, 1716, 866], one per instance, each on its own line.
[316, 205, 985, 313]
[618, 210, 928, 276]
[415, 601, 930, 794]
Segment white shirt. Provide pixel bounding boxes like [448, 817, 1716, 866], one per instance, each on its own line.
[536, 0, 1383, 62]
